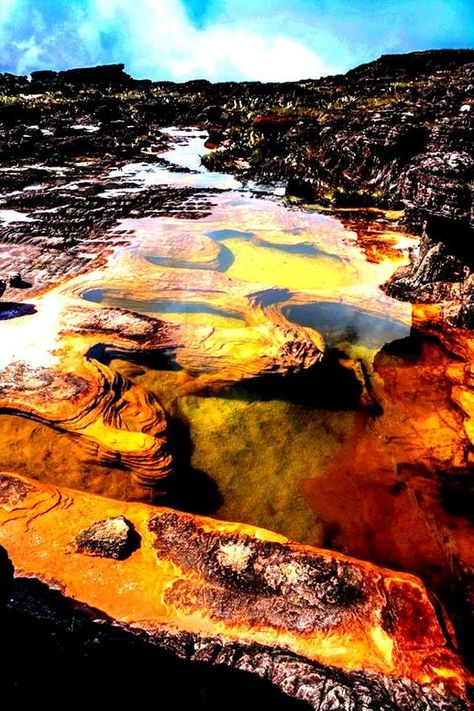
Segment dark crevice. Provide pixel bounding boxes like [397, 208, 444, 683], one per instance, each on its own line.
[1, 578, 311, 708]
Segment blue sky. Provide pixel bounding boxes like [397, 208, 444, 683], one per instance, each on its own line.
[0, 0, 473, 81]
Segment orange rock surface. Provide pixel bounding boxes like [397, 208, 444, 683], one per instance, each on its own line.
[302, 306, 474, 660]
[0, 471, 470, 709]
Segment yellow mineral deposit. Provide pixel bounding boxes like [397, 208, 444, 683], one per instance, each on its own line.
[0, 192, 418, 514]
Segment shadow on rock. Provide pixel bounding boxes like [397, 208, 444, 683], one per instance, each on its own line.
[2, 577, 312, 708]
[218, 350, 364, 411]
[162, 414, 224, 516]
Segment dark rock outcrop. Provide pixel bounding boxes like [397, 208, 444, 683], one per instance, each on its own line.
[385, 151, 474, 322]
[346, 49, 474, 80]
[4, 577, 472, 709]
[400, 152, 474, 226]
[30, 63, 133, 89]
[73, 516, 140, 560]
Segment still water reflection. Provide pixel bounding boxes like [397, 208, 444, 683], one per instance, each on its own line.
[83, 128, 416, 543]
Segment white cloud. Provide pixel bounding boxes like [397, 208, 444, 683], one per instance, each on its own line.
[0, 0, 16, 24]
[83, 0, 331, 81]
[1, 0, 332, 81]
[0, 0, 16, 47]
[13, 36, 41, 75]
[170, 28, 329, 81]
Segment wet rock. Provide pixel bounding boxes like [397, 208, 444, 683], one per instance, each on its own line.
[150, 512, 368, 633]
[4, 574, 469, 709]
[0, 472, 470, 709]
[386, 164, 474, 321]
[73, 516, 140, 560]
[204, 129, 225, 149]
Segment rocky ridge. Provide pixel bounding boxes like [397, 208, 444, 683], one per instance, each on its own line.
[1, 52, 474, 320]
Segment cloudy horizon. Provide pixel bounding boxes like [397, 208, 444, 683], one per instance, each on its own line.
[0, 0, 473, 82]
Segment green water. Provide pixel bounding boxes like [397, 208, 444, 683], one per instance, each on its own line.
[84, 130, 414, 544]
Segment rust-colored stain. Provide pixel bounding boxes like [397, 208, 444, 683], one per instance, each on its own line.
[0, 471, 469, 702]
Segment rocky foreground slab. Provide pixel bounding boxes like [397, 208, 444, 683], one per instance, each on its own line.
[0, 471, 471, 708]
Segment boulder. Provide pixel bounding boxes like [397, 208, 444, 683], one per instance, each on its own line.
[30, 64, 133, 87]
[73, 516, 140, 560]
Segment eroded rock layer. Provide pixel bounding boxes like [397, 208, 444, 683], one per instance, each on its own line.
[0, 472, 470, 709]
[0, 235, 323, 499]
